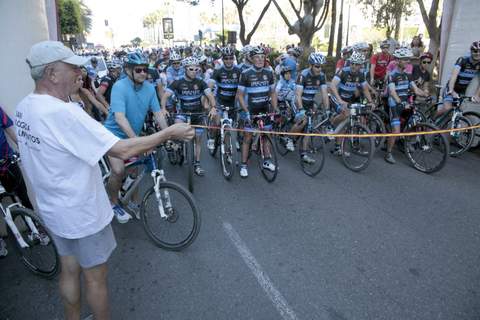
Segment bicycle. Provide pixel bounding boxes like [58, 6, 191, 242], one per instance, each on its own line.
[101, 150, 201, 251]
[296, 109, 326, 177]
[274, 100, 295, 157]
[0, 156, 59, 278]
[396, 102, 449, 173]
[246, 113, 279, 183]
[207, 105, 237, 180]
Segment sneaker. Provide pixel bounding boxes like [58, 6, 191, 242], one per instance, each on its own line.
[240, 165, 248, 178]
[112, 204, 132, 224]
[326, 126, 335, 141]
[127, 201, 141, 220]
[285, 138, 295, 152]
[194, 164, 205, 176]
[262, 159, 276, 172]
[235, 140, 241, 151]
[207, 139, 216, 150]
[0, 238, 7, 257]
[331, 146, 342, 156]
[384, 152, 396, 164]
[301, 154, 316, 164]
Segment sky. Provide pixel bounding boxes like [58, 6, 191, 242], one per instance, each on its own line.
[83, 0, 228, 47]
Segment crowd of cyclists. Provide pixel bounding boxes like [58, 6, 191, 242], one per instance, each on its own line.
[18, 37, 479, 225]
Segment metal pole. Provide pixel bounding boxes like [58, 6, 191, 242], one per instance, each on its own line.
[222, 0, 225, 46]
[346, 0, 351, 46]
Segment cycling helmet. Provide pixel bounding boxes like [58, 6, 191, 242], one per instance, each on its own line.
[196, 54, 208, 64]
[107, 62, 122, 70]
[420, 52, 433, 61]
[90, 56, 98, 63]
[308, 52, 326, 65]
[241, 45, 254, 56]
[353, 42, 369, 51]
[249, 46, 265, 57]
[349, 51, 366, 64]
[125, 52, 148, 66]
[169, 51, 182, 62]
[182, 56, 199, 67]
[471, 40, 480, 51]
[393, 47, 413, 59]
[341, 46, 353, 54]
[380, 40, 390, 49]
[221, 46, 235, 57]
[280, 66, 293, 75]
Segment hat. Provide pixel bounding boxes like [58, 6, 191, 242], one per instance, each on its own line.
[26, 41, 89, 68]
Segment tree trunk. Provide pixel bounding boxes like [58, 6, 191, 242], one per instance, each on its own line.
[328, 0, 337, 57]
[393, 8, 402, 40]
[428, 34, 440, 76]
[335, 0, 344, 58]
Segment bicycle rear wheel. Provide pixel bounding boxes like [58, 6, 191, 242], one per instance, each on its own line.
[274, 121, 292, 156]
[364, 111, 386, 150]
[206, 117, 219, 157]
[404, 122, 448, 173]
[257, 134, 278, 182]
[10, 208, 59, 278]
[141, 181, 200, 251]
[444, 115, 474, 157]
[341, 122, 375, 172]
[220, 130, 235, 180]
[299, 130, 325, 177]
[463, 111, 480, 148]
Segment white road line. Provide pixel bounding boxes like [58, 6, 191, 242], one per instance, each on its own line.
[223, 222, 298, 320]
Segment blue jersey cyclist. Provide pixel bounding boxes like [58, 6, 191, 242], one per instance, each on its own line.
[161, 56, 217, 176]
[384, 48, 429, 164]
[329, 51, 374, 155]
[287, 52, 329, 162]
[275, 66, 296, 104]
[104, 53, 168, 223]
[436, 40, 480, 119]
[237, 46, 278, 178]
[207, 46, 242, 150]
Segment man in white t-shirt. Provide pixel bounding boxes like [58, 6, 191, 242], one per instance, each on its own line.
[16, 41, 193, 320]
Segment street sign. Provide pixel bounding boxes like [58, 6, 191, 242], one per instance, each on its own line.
[163, 18, 174, 40]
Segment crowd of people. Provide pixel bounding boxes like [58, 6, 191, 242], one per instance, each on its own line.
[0, 35, 479, 319]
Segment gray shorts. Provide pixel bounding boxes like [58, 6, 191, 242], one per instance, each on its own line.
[50, 224, 117, 269]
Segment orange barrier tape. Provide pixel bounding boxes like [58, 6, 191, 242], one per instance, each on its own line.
[191, 123, 480, 138]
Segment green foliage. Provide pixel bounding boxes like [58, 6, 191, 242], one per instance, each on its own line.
[357, 0, 413, 37]
[131, 37, 142, 47]
[58, 0, 92, 36]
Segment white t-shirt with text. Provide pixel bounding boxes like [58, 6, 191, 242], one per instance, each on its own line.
[15, 93, 119, 239]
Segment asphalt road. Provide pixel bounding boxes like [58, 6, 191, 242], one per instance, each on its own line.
[1, 143, 480, 320]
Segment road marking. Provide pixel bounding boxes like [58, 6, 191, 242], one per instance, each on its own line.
[223, 222, 298, 320]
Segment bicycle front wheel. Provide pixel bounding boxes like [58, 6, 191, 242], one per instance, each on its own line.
[185, 141, 194, 193]
[299, 130, 325, 177]
[257, 134, 278, 182]
[274, 121, 292, 156]
[141, 181, 201, 251]
[220, 130, 235, 180]
[206, 117, 219, 157]
[341, 122, 375, 172]
[463, 111, 480, 147]
[364, 111, 386, 150]
[444, 115, 474, 157]
[10, 208, 59, 278]
[404, 122, 448, 173]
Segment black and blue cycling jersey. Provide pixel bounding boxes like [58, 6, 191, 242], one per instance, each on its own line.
[450, 55, 480, 93]
[209, 65, 241, 106]
[387, 70, 414, 105]
[166, 76, 210, 112]
[238, 66, 275, 113]
[333, 66, 368, 103]
[296, 68, 327, 109]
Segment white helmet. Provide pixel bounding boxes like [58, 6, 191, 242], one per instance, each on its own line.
[349, 51, 365, 64]
[308, 52, 326, 65]
[170, 51, 182, 62]
[393, 47, 413, 59]
[182, 56, 199, 67]
[353, 42, 369, 50]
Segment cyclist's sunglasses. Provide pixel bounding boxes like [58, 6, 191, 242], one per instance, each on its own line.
[187, 67, 199, 72]
[223, 56, 234, 60]
[472, 49, 480, 54]
[133, 67, 148, 74]
[312, 65, 322, 69]
[172, 61, 181, 65]
[422, 60, 432, 64]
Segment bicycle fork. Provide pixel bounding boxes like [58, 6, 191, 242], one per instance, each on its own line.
[3, 205, 40, 248]
[151, 169, 172, 219]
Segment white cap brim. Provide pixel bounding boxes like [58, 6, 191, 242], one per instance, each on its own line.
[62, 55, 89, 66]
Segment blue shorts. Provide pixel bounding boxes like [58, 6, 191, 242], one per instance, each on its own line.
[176, 112, 206, 134]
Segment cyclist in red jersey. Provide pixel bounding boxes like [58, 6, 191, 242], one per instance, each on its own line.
[370, 40, 392, 84]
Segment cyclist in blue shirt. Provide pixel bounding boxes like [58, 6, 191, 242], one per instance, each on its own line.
[104, 53, 167, 223]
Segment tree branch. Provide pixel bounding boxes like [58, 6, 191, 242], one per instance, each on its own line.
[314, 0, 330, 31]
[246, 0, 273, 43]
[271, 0, 293, 30]
[288, 0, 302, 21]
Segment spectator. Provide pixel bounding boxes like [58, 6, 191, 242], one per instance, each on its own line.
[410, 35, 425, 64]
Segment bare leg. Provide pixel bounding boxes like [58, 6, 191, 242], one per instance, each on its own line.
[387, 125, 400, 152]
[106, 156, 125, 205]
[59, 256, 82, 320]
[83, 263, 110, 320]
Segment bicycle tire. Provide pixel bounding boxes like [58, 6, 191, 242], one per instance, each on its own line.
[404, 122, 448, 173]
[340, 122, 375, 172]
[443, 115, 474, 157]
[463, 111, 480, 147]
[186, 141, 194, 193]
[365, 110, 386, 150]
[206, 117, 219, 157]
[274, 121, 292, 156]
[220, 130, 235, 180]
[141, 181, 201, 251]
[10, 208, 59, 278]
[257, 134, 278, 182]
[299, 129, 325, 177]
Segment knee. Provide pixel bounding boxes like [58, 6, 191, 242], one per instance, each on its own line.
[110, 164, 125, 177]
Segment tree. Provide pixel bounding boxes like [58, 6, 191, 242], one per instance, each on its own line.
[271, 0, 330, 49]
[335, 0, 343, 58]
[358, 0, 413, 39]
[131, 37, 142, 47]
[231, 0, 273, 46]
[327, 0, 337, 56]
[416, 0, 440, 73]
[58, 0, 92, 47]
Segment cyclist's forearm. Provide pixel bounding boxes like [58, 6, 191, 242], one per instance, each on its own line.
[108, 130, 173, 160]
[115, 114, 137, 138]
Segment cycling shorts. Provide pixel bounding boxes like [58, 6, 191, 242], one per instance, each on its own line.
[175, 112, 206, 134]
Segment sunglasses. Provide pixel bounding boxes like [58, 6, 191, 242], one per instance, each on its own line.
[422, 60, 432, 64]
[312, 65, 322, 69]
[172, 62, 181, 65]
[133, 67, 148, 74]
[223, 56, 234, 60]
[472, 49, 480, 53]
[187, 67, 199, 72]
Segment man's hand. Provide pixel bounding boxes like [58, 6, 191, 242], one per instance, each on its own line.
[164, 123, 195, 141]
[208, 107, 217, 118]
[160, 108, 170, 118]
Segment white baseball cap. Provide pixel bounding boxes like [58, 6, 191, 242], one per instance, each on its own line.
[26, 40, 89, 68]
